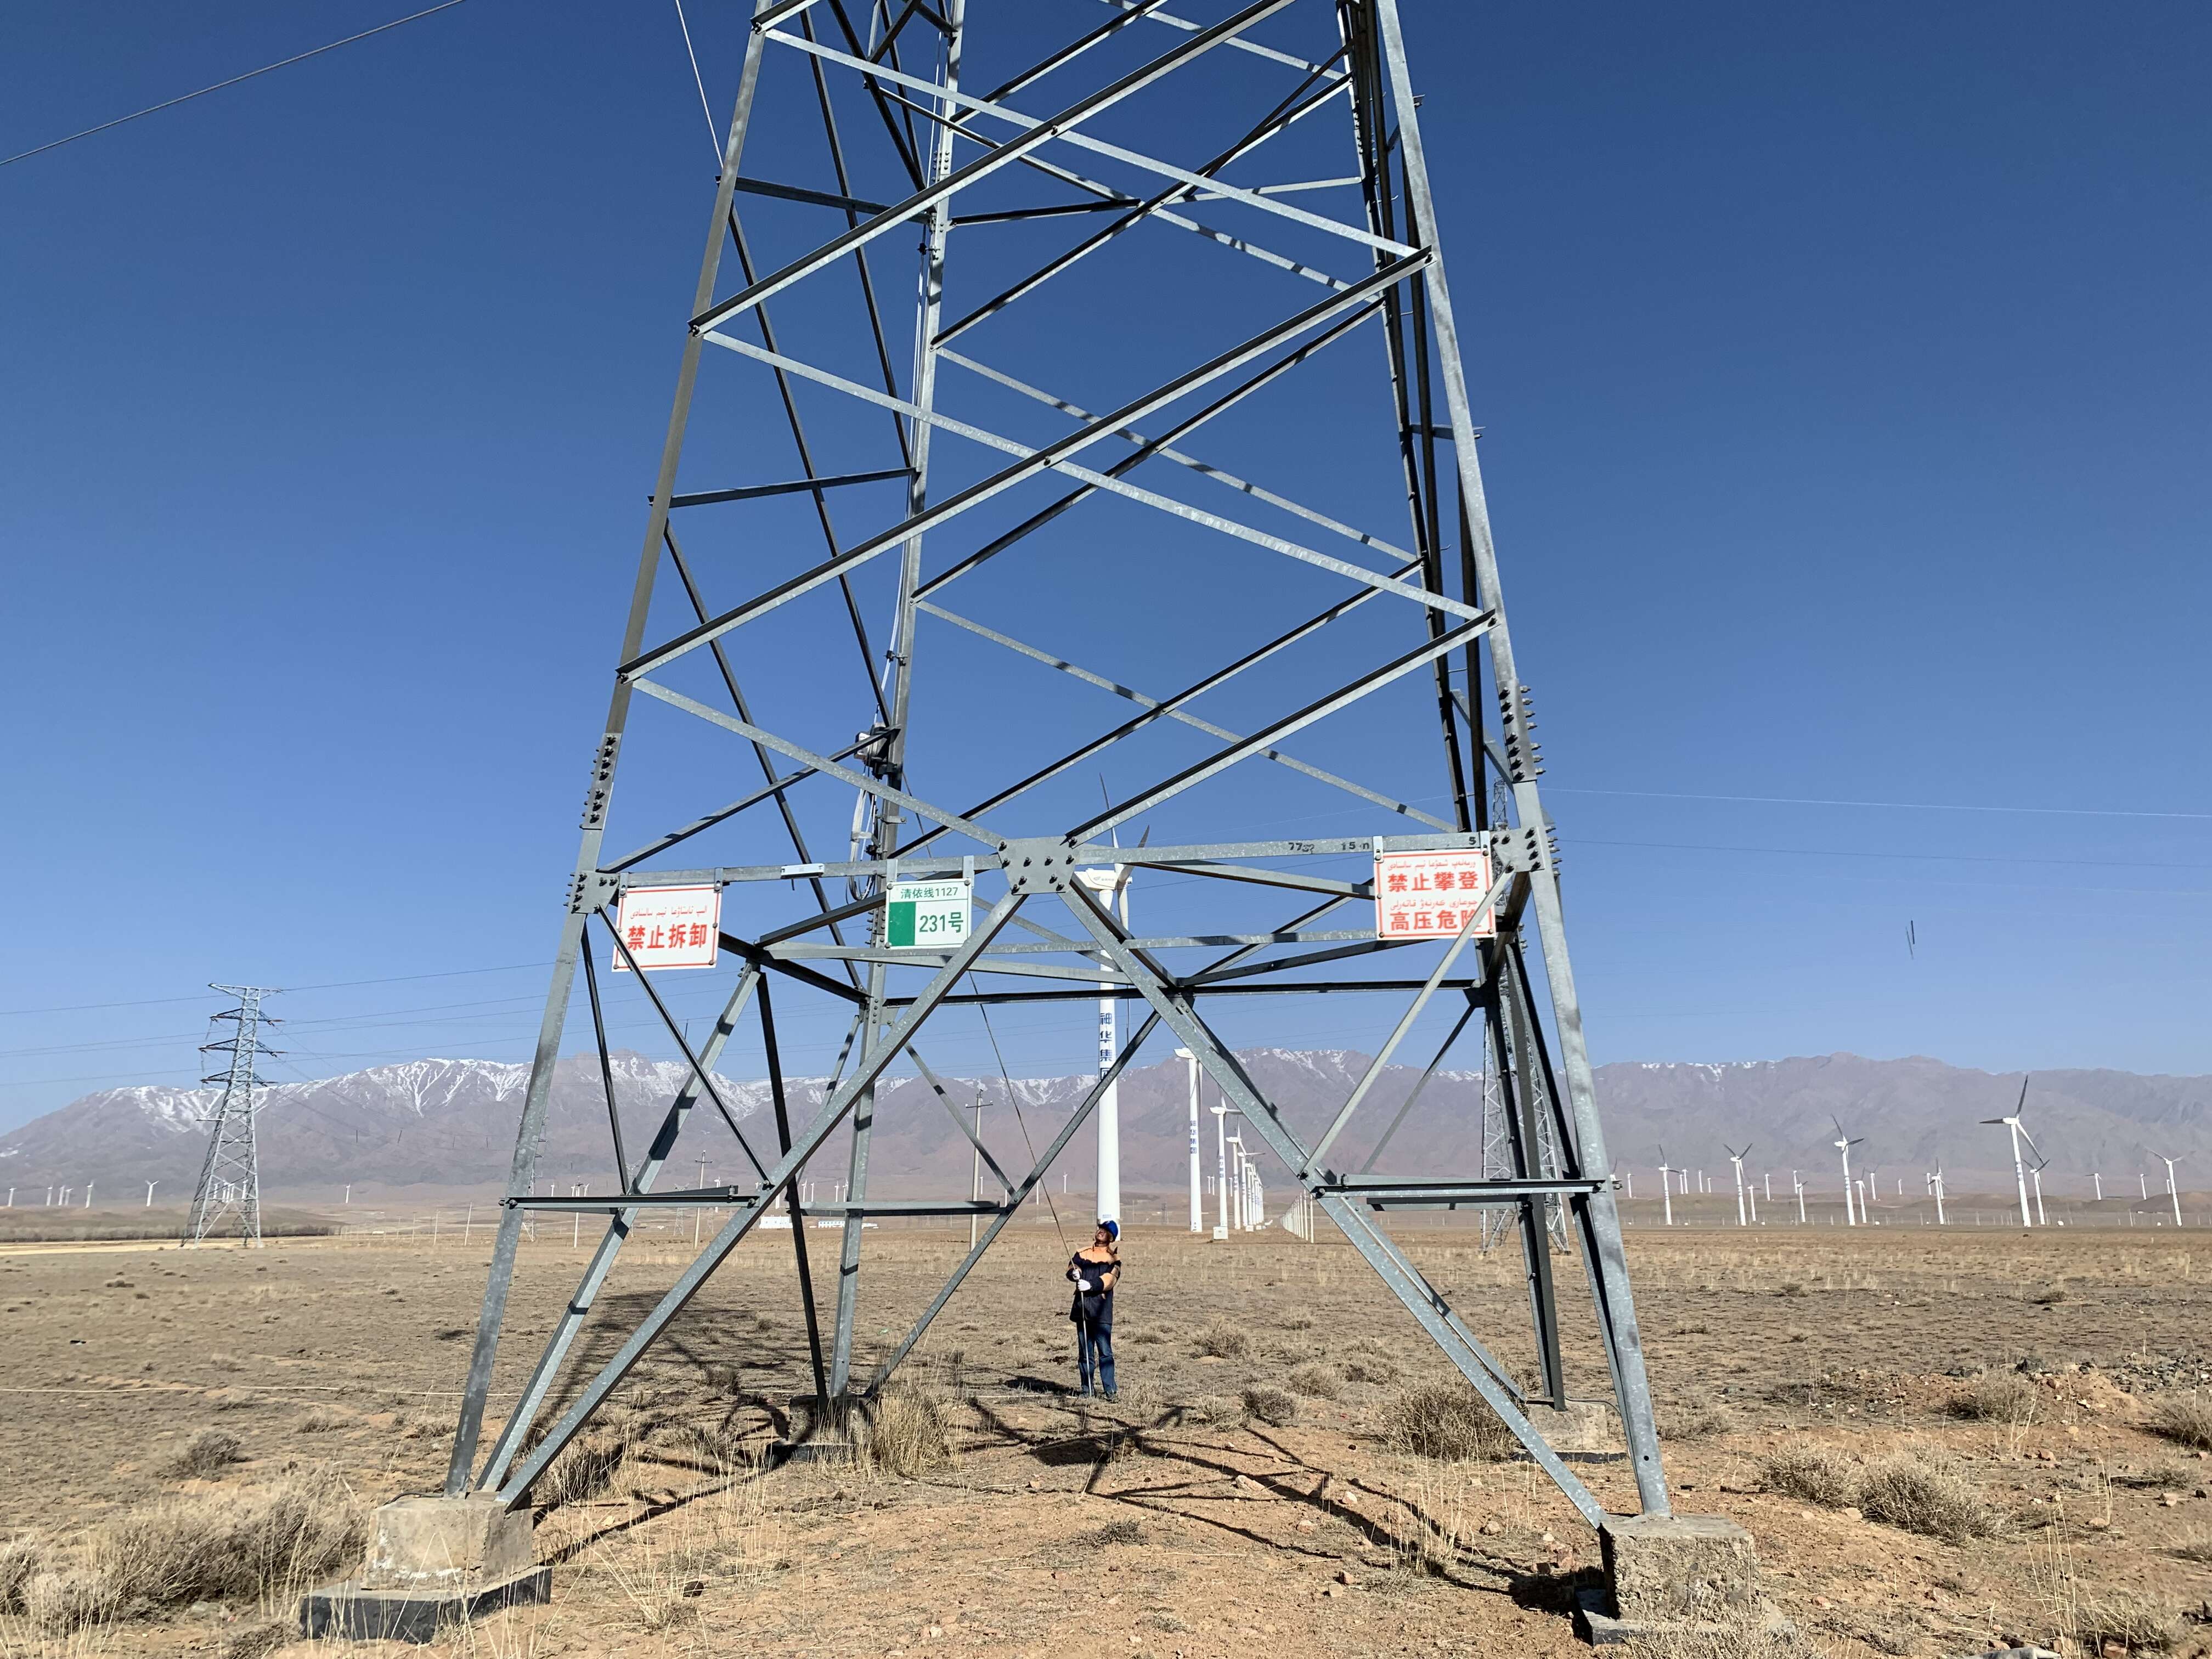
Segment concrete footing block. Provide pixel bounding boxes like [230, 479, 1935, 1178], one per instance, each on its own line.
[300, 1494, 546, 1644]
[1574, 1513, 1787, 1646]
[300, 1567, 552, 1643]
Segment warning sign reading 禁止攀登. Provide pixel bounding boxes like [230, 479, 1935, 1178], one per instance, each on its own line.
[1372, 848, 1496, 941]
[885, 878, 972, 949]
[612, 884, 721, 970]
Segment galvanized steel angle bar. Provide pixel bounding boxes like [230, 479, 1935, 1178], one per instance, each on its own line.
[473, 963, 765, 1492]
[936, 349, 1413, 565]
[913, 600, 1455, 831]
[755, 17, 1408, 274]
[625, 678, 998, 848]
[493, 889, 1026, 1506]
[703, 0, 1306, 332]
[1068, 616, 1490, 841]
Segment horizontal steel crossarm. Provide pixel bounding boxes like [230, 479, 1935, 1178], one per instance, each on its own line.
[727, 174, 895, 216]
[514, 1193, 1017, 1217]
[1142, 861, 1368, 898]
[1323, 1176, 1608, 1198]
[616, 830, 1482, 888]
[939, 350, 1410, 563]
[602, 735, 870, 873]
[917, 601, 1453, 830]
[759, 24, 1409, 268]
[1184, 935, 1415, 986]
[1071, 618, 1491, 840]
[627, 678, 998, 847]
[955, 0, 1179, 121]
[493, 890, 1025, 1508]
[669, 466, 913, 508]
[777, 928, 1372, 960]
[775, 949, 1124, 985]
[698, 0, 1302, 333]
[1091, 0, 1346, 78]
[886, 975, 1482, 1008]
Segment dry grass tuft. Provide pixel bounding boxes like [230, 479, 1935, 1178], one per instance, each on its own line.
[2170, 1532, 2212, 1565]
[1286, 1363, 1344, 1401]
[1182, 1395, 1238, 1425]
[29, 1473, 364, 1632]
[294, 1407, 344, 1435]
[2072, 1592, 2178, 1653]
[1857, 1446, 2001, 1541]
[535, 1429, 633, 1509]
[2148, 1391, 2212, 1451]
[1075, 1517, 1144, 1547]
[1380, 1381, 1511, 1463]
[1755, 1444, 1856, 1508]
[1946, 1372, 2039, 1424]
[1661, 1402, 1734, 1441]
[861, 1383, 956, 1478]
[0, 1534, 42, 1613]
[1241, 1385, 1298, 1427]
[164, 1429, 244, 1479]
[1193, 1321, 1250, 1359]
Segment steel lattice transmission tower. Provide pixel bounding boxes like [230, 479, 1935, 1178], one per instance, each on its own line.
[183, 985, 280, 1248]
[447, 0, 1673, 1532]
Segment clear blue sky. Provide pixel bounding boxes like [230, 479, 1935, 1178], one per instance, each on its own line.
[3, 0, 2208, 1132]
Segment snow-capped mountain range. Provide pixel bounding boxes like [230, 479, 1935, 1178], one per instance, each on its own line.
[1, 1049, 2205, 1201]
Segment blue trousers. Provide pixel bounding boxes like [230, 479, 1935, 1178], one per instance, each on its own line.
[1076, 1317, 1115, 1395]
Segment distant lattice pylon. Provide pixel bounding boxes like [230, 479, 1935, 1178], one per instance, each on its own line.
[183, 985, 280, 1248]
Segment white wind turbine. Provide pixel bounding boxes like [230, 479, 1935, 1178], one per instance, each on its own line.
[1656, 1146, 1675, 1228]
[1831, 1116, 1866, 1226]
[2029, 1156, 2050, 1227]
[1792, 1169, 1806, 1224]
[1979, 1077, 2040, 1229]
[1724, 1142, 1752, 1227]
[2152, 1151, 2185, 1227]
[1927, 1167, 1947, 1226]
[1074, 815, 1145, 1227]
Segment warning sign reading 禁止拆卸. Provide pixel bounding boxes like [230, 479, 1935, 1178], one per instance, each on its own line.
[885, 878, 972, 949]
[612, 884, 721, 970]
[1372, 848, 1496, 941]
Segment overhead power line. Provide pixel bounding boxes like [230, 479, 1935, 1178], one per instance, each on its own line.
[1, 0, 472, 171]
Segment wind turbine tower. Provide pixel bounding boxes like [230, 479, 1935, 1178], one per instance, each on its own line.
[1075, 855, 1135, 1225]
[2153, 1153, 2185, 1227]
[1176, 1048, 1203, 1233]
[1831, 1118, 1865, 1227]
[1724, 1142, 1752, 1227]
[1656, 1147, 1674, 1228]
[1979, 1078, 2040, 1229]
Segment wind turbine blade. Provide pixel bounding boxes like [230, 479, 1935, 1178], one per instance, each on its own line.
[2017, 1125, 2044, 1164]
[1849, 1138, 1866, 1148]
[1978, 1118, 2007, 1126]
[2016, 1076, 2030, 1112]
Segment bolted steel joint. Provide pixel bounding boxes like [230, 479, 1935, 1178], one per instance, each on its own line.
[565, 871, 619, 916]
[996, 838, 1077, 894]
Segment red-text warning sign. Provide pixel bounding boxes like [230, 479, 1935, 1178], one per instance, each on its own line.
[612, 884, 721, 970]
[1373, 847, 1496, 941]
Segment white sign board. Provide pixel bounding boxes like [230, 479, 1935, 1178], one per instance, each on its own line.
[612, 884, 721, 970]
[885, 878, 971, 950]
[1373, 847, 1496, 941]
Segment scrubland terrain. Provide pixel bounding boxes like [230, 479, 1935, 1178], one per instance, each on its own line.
[1, 1221, 2209, 1658]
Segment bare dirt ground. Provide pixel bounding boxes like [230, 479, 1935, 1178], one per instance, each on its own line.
[2, 1217, 2210, 1658]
